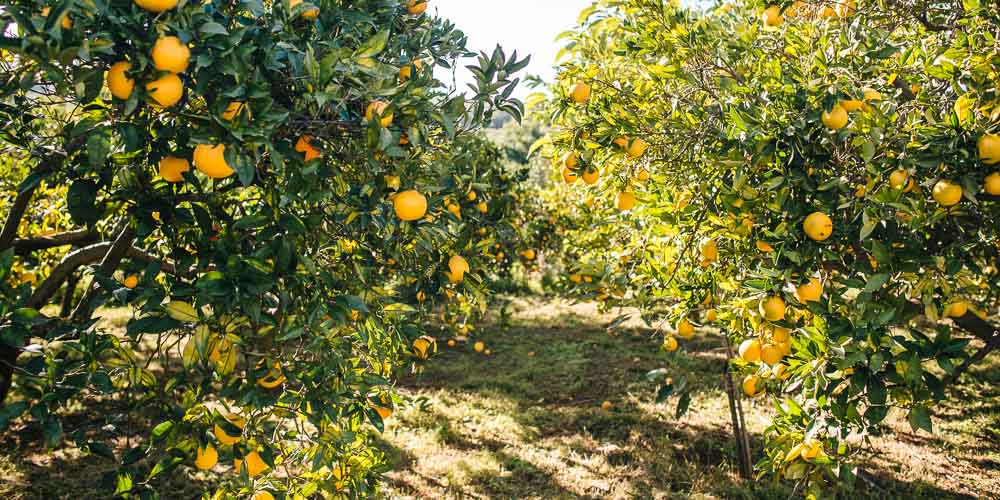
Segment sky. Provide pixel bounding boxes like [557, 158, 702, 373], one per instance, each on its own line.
[430, 0, 595, 99]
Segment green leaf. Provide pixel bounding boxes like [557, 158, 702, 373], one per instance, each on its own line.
[907, 405, 933, 433]
[199, 22, 229, 36]
[356, 30, 389, 58]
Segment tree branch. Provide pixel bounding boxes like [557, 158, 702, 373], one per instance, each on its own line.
[25, 242, 113, 309]
[12, 229, 99, 255]
[0, 184, 37, 251]
[70, 225, 136, 322]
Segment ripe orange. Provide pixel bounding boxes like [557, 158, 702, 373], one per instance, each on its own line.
[986, 172, 1000, 195]
[581, 168, 600, 185]
[222, 101, 247, 121]
[234, 451, 269, 477]
[979, 134, 1000, 165]
[393, 190, 427, 221]
[406, 0, 428, 15]
[106, 62, 135, 100]
[821, 104, 848, 130]
[705, 309, 717, 322]
[193, 144, 234, 179]
[739, 338, 761, 363]
[761, 6, 783, 27]
[134, 0, 178, 13]
[290, 0, 320, 19]
[862, 88, 882, 101]
[742, 374, 763, 397]
[195, 444, 218, 470]
[699, 237, 718, 262]
[152, 36, 190, 73]
[840, 99, 863, 112]
[760, 344, 783, 366]
[626, 138, 649, 158]
[663, 336, 679, 352]
[771, 326, 790, 343]
[756, 240, 774, 253]
[794, 277, 823, 303]
[889, 170, 916, 193]
[803, 212, 833, 241]
[563, 151, 579, 169]
[399, 59, 423, 81]
[601, 400, 613, 410]
[636, 168, 650, 182]
[159, 156, 190, 183]
[677, 319, 694, 339]
[759, 295, 786, 321]
[295, 135, 321, 161]
[616, 191, 636, 211]
[474, 341, 485, 353]
[41, 7, 72, 29]
[570, 82, 591, 103]
[146, 73, 184, 108]
[944, 301, 968, 318]
[123, 275, 139, 289]
[932, 180, 962, 207]
[213, 414, 245, 445]
[253, 491, 275, 500]
[365, 101, 393, 127]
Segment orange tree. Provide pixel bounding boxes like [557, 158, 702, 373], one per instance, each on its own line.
[0, 0, 528, 496]
[536, 0, 1000, 493]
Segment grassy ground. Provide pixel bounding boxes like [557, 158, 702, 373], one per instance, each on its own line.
[379, 298, 1000, 499]
[1, 298, 997, 499]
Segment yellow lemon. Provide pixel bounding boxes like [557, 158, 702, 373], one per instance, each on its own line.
[393, 190, 427, 221]
[193, 144, 234, 179]
[159, 156, 190, 183]
[106, 62, 135, 100]
[803, 212, 833, 241]
[932, 180, 962, 207]
[759, 295, 786, 321]
[152, 36, 190, 73]
[146, 73, 184, 108]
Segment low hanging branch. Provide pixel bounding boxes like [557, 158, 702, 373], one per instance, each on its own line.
[11, 229, 99, 255]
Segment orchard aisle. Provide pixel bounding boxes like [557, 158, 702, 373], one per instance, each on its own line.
[379, 298, 999, 499]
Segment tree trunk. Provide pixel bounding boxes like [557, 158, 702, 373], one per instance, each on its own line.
[722, 333, 753, 480]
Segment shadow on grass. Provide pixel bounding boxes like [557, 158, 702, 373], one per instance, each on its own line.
[389, 309, 995, 499]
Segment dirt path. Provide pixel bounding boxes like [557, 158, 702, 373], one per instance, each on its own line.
[380, 298, 999, 499]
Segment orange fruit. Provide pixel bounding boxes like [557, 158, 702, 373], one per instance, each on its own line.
[636, 168, 650, 182]
[152, 36, 190, 73]
[677, 319, 695, 339]
[840, 99, 863, 112]
[803, 212, 833, 241]
[616, 191, 636, 211]
[193, 144, 234, 179]
[393, 190, 427, 221]
[195, 444, 219, 470]
[760, 344, 783, 365]
[222, 101, 247, 121]
[563, 151, 579, 169]
[699, 238, 718, 262]
[41, 7, 72, 29]
[979, 134, 1000, 165]
[134, 0, 178, 13]
[562, 167, 578, 182]
[761, 6, 783, 26]
[106, 62, 135, 100]
[290, 0, 320, 19]
[759, 295, 786, 321]
[252, 492, 275, 500]
[756, 240, 774, 252]
[985, 172, 1000, 195]
[399, 59, 424, 81]
[474, 341, 485, 353]
[794, 277, 823, 303]
[406, 0, 428, 15]
[158, 156, 190, 183]
[295, 135, 321, 161]
[932, 180, 962, 207]
[821, 104, 848, 130]
[739, 338, 761, 363]
[234, 451, 269, 477]
[570, 82, 591, 103]
[146, 73, 184, 108]
[889, 170, 916, 193]
[365, 101, 394, 127]
[626, 138, 649, 158]
[742, 374, 763, 397]
[581, 169, 600, 185]
[663, 336, 679, 352]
